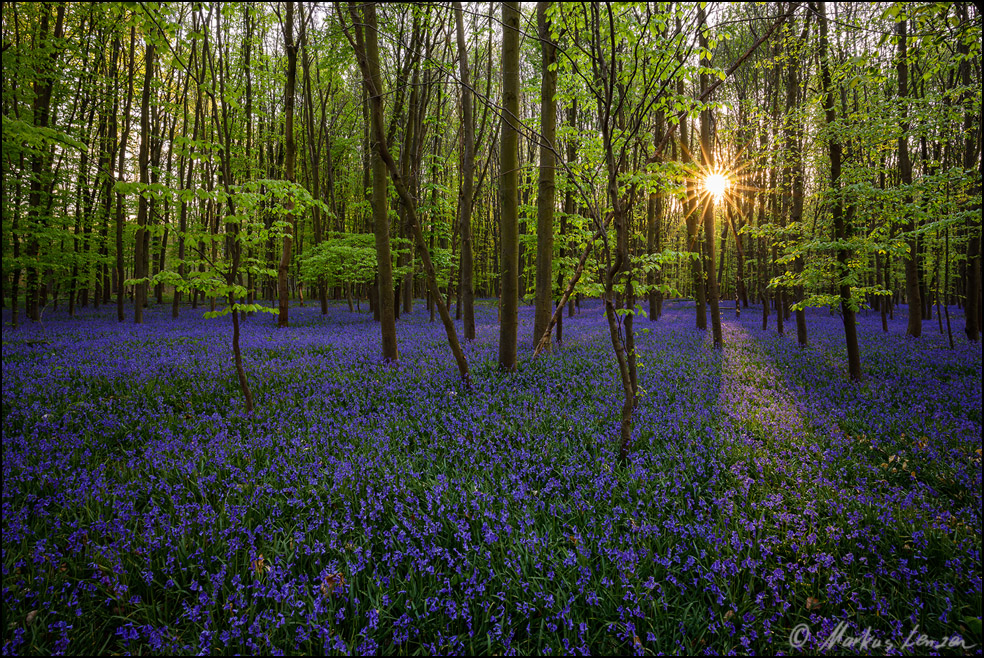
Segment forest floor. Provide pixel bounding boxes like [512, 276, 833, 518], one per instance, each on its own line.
[2, 299, 981, 655]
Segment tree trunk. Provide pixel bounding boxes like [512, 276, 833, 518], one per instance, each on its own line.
[560, 98, 579, 338]
[116, 27, 136, 322]
[957, 2, 980, 342]
[174, 37, 201, 318]
[133, 41, 154, 324]
[350, 2, 398, 360]
[209, 5, 254, 413]
[344, 1, 469, 383]
[498, 1, 521, 371]
[678, 45, 705, 331]
[817, 1, 861, 381]
[300, 8, 329, 315]
[25, 5, 65, 322]
[278, 1, 297, 328]
[533, 2, 557, 351]
[699, 6, 722, 348]
[897, 16, 922, 338]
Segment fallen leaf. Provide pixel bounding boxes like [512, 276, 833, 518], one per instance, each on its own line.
[321, 572, 345, 596]
[251, 554, 270, 576]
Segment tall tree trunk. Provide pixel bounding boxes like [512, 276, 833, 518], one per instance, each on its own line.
[717, 219, 729, 291]
[786, 6, 810, 346]
[116, 27, 136, 322]
[759, 138, 771, 331]
[69, 106, 94, 318]
[648, 97, 666, 320]
[278, 1, 297, 328]
[154, 115, 173, 307]
[498, 1, 521, 371]
[533, 2, 557, 351]
[678, 43, 705, 331]
[946, 227, 955, 348]
[897, 15, 922, 337]
[349, 2, 398, 360]
[10, 152, 24, 327]
[96, 35, 121, 312]
[957, 2, 980, 342]
[344, 1, 470, 382]
[817, 1, 861, 381]
[397, 15, 427, 318]
[25, 4, 65, 322]
[771, 120, 784, 337]
[300, 7, 328, 316]
[209, 2, 254, 413]
[174, 37, 200, 318]
[560, 98, 579, 338]
[454, 2, 477, 340]
[647, 186, 663, 321]
[133, 41, 154, 324]
[699, 6, 722, 347]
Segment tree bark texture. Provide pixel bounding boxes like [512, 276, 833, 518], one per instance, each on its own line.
[498, 1, 521, 371]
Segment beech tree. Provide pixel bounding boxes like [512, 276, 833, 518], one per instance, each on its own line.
[532, 1, 557, 352]
[2, 1, 979, 395]
[498, 1, 520, 372]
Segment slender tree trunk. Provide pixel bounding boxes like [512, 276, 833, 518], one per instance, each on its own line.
[300, 7, 328, 316]
[68, 135, 89, 317]
[498, 1, 521, 370]
[243, 5, 255, 314]
[771, 120, 784, 338]
[133, 41, 154, 324]
[11, 150, 24, 327]
[25, 5, 65, 322]
[717, 219, 729, 290]
[957, 2, 980, 341]
[679, 52, 705, 331]
[876, 252, 888, 332]
[349, 2, 398, 360]
[647, 189, 663, 321]
[699, 7, 722, 347]
[946, 227, 955, 349]
[648, 112, 665, 320]
[428, 105, 443, 323]
[559, 99, 579, 339]
[785, 6, 810, 346]
[393, 18, 423, 321]
[344, 1, 469, 383]
[278, 1, 297, 328]
[209, 4, 253, 413]
[116, 27, 136, 323]
[817, 1, 861, 381]
[897, 16, 922, 338]
[533, 1, 557, 351]
[727, 203, 747, 316]
[759, 151, 771, 331]
[174, 38, 199, 318]
[97, 35, 121, 312]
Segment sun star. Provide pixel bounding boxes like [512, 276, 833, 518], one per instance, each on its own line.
[704, 172, 730, 200]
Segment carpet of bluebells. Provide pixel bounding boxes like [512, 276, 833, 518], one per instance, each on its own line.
[2, 298, 982, 655]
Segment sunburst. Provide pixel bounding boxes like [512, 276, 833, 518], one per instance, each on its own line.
[704, 172, 730, 200]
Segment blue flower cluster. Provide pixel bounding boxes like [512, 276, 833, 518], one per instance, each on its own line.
[2, 300, 981, 655]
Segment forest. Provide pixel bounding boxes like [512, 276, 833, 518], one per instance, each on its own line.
[2, 1, 982, 655]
